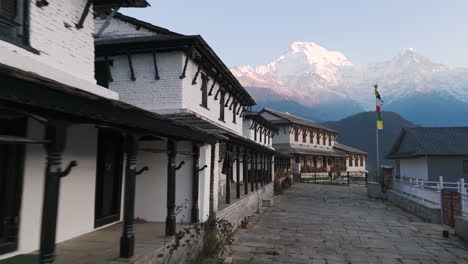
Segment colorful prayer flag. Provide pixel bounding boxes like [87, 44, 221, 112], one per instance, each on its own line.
[375, 85, 383, 130]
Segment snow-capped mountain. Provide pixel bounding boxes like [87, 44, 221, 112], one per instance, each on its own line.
[231, 42, 468, 126]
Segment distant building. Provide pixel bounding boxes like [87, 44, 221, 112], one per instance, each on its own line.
[259, 108, 367, 174]
[387, 127, 468, 182]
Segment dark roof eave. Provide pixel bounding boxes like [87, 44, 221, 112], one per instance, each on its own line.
[0, 64, 218, 144]
[93, 0, 150, 8]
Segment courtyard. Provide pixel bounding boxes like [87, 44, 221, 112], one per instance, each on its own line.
[224, 183, 468, 264]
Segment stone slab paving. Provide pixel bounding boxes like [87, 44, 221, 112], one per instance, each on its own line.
[223, 183, 468, 264]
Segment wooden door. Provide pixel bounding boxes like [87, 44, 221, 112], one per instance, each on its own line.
[94, 129, 124, 228]
[441, 189, 462, 228]
[0, 114, 26, 254]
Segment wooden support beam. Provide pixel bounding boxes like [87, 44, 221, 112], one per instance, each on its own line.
[209, 144, 216, 217]
[166, 139, 177, 236]
[208, 77, 217, 96]
[104, 56, 113, 82]
[192, 66, 201, 85]
[179, 51, 191, 79]
[152, 49, 160, 80]
[214, 88, 221, 100]
[40, 122, 76, 264]
[236, 145, 240, 199]
[243, 148, 248, 195]
[75, 0, 92, 29]
[127, 53, 136, 81]
[224, 94, 231, 107]
[120, 134, 139, 258]
[191, 143, 200, 223]
[225, 144, 231, 204]
[250, 150, 255, 192]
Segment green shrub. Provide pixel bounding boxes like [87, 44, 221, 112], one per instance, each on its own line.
[283, 176, 292, 188]
[274, 179, 283, 195]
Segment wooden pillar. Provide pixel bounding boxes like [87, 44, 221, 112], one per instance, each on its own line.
[254, 152, 258, 190]
[236, 145, 240, 199]
[250, 150, 255, 192]
[260, 152, 264, 187]
[165, 139, 177, 236]
[40, 122, 75, 264]
[191, 143, 200, 223]
[243, 149, 248, 195]
[209, 143, 216, 217]
[120, 134, 139, 258]
[225, 144, 231, 204]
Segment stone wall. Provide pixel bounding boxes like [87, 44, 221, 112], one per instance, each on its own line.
[455, 216, 468, 242]
[217, 183, 274, 229]
[387, 190, 441, 224]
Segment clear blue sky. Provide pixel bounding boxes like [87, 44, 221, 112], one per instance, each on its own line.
[121, 0, 468, 67]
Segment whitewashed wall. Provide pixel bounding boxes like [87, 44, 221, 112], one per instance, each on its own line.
[181, 57, 243, 135]
[107, 52, 184, 110]
[242, 119, 273, 147]
[1, 120, 104, 260]
[135, 140, 212, 224]
[346, 156, 367, 172]
[290, 128, 334, 151]
[0, 1, 116, 99]
[400, 157, 429, 180]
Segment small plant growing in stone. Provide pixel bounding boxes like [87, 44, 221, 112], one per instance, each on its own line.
[274, 179, 283, 195]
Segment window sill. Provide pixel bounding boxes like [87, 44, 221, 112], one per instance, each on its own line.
[0, 241, 18, 255]
[0, 36, 40, 55]
[200, 104, 210, 110]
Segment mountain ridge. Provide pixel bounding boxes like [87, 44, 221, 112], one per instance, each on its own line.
[232, 42, 468, 126]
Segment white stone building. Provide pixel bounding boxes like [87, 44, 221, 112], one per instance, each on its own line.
[260, 108, 367, 176]
[0, 1, 250, 264]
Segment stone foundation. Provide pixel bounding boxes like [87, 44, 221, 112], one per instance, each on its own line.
[217, 183, 274, 230]
[387, 190, 441, 224]
[455, 216, 468, 241]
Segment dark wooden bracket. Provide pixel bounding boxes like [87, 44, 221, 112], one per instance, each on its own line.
[60, 161, 78, 178]
[136, 166, 149, 176]
[152, 50, 160, 80]
[229, 101, 235, 110]
[36, 0, 49, 7]
[105, 56, 113, 82]
[175, 161, 185, 171]
[236, 105, 242, 115]
[208, 77, 217, 95]
[214, 89, 221, 100]
[224, 94, 231, 107]
[76, 0, 92, 29]
[127, 53, 136, 81]
[198, 165, 208, 172]
[218, 157, 224, 163]
[179, 50, 192, 79]
[192, 66, 201, 85]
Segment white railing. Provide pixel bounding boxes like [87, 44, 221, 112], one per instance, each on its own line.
[393, 176, 468, 216]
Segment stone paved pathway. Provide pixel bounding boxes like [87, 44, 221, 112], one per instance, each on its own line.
[223, 183, 468, 264]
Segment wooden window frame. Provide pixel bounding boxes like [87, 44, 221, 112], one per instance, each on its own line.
[0, 0, 37, 54]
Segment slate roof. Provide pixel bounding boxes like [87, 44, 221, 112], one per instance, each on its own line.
[164, 113, 277, 153]
[334, 142, 367, 155]
[93, 0, 150, 8]
[387, 127, 468, 158]
[273, 144, 346, 158]
[260, 108, 337, 133]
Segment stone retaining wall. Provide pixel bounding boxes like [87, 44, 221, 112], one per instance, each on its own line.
[387, 190, 441, 224]
[217, 183, 274, 230]
[455, 216, 468, 242]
